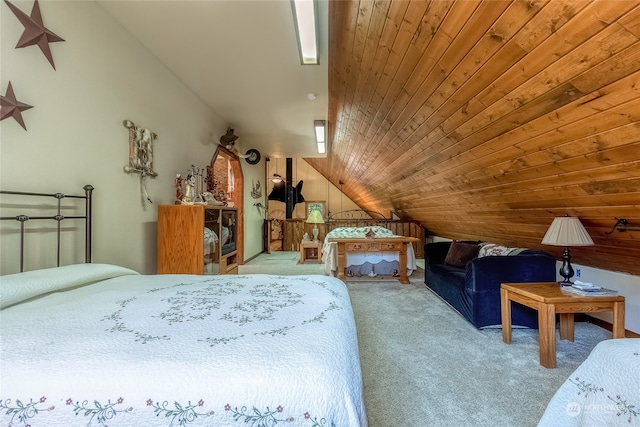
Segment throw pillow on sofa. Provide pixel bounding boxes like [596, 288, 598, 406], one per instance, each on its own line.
[444, 241, 479, 267]
[478, 243, 526, 257]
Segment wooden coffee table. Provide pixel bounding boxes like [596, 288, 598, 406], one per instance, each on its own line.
[500, 282, 625, 368]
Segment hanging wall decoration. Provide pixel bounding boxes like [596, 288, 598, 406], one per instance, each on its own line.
[122, 119, 158, 207]
[251, 180, 262, 199]
[1, 81, 33, 130]
[4, 0, 65, 70]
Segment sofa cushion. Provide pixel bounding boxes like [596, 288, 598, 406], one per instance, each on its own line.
[478, 243, 526, 257]
[444, 241, 479, 267]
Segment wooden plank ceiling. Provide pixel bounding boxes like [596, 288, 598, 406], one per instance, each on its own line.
[306, 0, 640, 276]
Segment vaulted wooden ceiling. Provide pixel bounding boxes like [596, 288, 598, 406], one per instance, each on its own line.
[306, 0, 640, 276]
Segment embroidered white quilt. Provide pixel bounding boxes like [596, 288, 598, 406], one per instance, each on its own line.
[0, 264, 367, 427]
[322, 226, 417, 276]
[538, 338, 640, 426]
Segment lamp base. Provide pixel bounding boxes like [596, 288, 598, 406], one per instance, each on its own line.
[559, 246, 574, 286]
[312, 224, 319, 243]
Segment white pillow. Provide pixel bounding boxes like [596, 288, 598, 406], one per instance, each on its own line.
[0, 263, 139, 309]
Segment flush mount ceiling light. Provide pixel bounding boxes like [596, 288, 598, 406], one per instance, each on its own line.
[306, 92, 318, 100]
[314, 120, 326, 154]
[291, 0, 318, 65]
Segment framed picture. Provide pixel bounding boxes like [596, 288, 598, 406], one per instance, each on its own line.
[305, 201, 325, 219]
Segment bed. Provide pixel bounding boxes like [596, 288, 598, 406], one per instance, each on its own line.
[538, 338, 640, 426]
[322, 226, 417, 279]
[0, 187, 367, 427]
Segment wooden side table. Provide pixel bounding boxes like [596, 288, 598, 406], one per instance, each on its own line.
[500, 282, 625, 368]
[300, 240, 322, 264]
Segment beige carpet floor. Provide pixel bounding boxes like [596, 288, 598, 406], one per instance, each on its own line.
[239, 252, 611, 427]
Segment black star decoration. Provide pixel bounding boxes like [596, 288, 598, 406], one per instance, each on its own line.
[1, 81, 33, 130]
[4, 0, 65, 70]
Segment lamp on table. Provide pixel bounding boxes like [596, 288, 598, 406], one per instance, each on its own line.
[306, 209, 324, 243]
[541, 215, 594, 285]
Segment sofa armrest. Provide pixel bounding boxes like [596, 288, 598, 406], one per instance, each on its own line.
[465, 254, 556, 292]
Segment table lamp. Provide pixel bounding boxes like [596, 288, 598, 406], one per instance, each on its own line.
[306, 209, 324, 242]
[541, 215, 594, 285]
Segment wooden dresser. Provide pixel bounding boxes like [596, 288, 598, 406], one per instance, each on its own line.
[157, 204, 239, 274]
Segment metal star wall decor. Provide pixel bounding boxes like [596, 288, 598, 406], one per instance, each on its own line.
[1, 82, 33, 130]
[4, 0, 65, 70]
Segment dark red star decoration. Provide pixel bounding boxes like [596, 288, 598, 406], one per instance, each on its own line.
[4, 0, 65, 70]
[1, 81, 33, 130]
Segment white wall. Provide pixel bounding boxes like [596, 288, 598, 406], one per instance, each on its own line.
[242, 156, 266, 259]
[0, 1, 240, 274]
[564, 262, 640, 335]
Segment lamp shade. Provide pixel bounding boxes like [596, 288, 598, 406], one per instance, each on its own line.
[306, 209, 324, 224]
[542, 216, 594, 246]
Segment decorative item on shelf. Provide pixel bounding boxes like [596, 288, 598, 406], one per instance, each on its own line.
[302, 232, 310, 242]
[174, 174, 183, 202]
[1, 81, 32, 130]
[542, 214, 594, 285]
[4, 0, 65, 70]
[220, 128, 238, 145]
[122, 119, 158, 208]
[206, 165, 214, 192]
[202, 192, 222, 206]
[306, 209, 324, 243]
[175, 164, 223, 206]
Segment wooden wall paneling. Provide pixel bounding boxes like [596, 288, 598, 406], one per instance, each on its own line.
[338, 0, 391, 159]
[307, 0, 640, 275]
[350, 4, 408, 166]
[355, 1, 476, 180]
[346, 1, 430, 177]
[396, 1, 528, 139]
[337, 0, 375, 159]
[389, 72, 640, 198]
[328, 0, 358, 157]
[358, 1, 572, 181]
[332, 0, 372, 165]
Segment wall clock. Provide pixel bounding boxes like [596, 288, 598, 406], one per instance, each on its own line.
[244, 149, 261, 165]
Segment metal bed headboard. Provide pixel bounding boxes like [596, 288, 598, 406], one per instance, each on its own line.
[327, 209, 388, 220]
[0, 185, 93, 272]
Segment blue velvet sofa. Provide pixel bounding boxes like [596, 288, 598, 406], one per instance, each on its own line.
[424, 241, 557, 329]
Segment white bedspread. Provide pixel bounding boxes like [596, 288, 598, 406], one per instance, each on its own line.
[538, 338, 640, 426]
[0, 264, 367, 427]
[322, 226, 416, 276]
